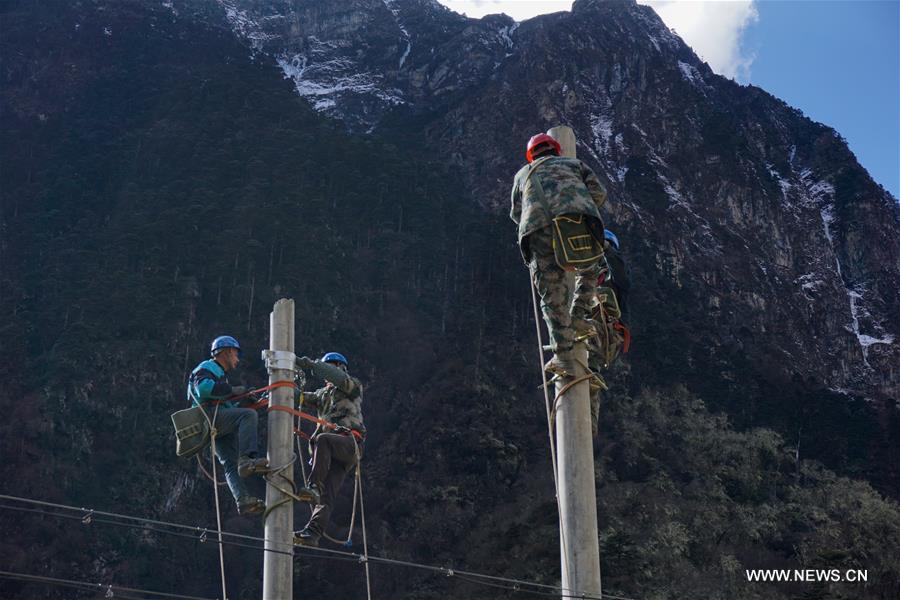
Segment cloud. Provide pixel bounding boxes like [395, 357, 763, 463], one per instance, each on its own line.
[438, 1, 759, 81]
[638, 1, 759, 81]
[439, 1, 572, 22]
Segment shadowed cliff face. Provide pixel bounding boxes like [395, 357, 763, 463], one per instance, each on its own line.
[1, 1, 899, 599]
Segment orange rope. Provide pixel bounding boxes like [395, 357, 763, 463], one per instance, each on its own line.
[269, 405, 364, 440]
[614, 321, 631, 353]
[228, 381, 298, 405]
[218, 381, 363, 440]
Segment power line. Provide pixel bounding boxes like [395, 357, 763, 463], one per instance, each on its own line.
[0, 569, 214, 600]
[315, 548, 633, 600]
[0, 502, 296, 558]
[0, 494, 636, 600]
[0, 496, 620, 599]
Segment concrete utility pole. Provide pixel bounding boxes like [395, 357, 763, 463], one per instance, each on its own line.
[263, 299, 295, 600]
[547, 125, 577, 160]
[547, 125, 602, 599]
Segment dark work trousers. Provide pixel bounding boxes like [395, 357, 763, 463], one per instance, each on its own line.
[305, 432, 361, 535]
[209, 406, 259, 503]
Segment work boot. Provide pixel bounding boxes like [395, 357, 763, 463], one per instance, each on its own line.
[296, 483, 322, 505]
[293, 527, 321, 547]
[237, 495, 265, 516]
[238, 455, 269, 478]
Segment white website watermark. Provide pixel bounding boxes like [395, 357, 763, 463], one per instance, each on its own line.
[746, 569, 868, 583]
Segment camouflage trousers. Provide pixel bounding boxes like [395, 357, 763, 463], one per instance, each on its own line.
[588, 353, 604, 437]
[528, 226, 603, 354]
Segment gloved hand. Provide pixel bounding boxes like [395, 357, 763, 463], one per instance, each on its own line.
[296, 356, 315, 370]
[229, 385, 248, 397]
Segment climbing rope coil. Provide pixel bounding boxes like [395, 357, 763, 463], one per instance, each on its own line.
[198, 403, 228, 600]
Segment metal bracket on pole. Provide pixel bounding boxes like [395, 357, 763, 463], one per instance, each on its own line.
[261, 349, 296, 373]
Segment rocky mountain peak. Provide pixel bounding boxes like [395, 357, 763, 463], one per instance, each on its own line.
[216, 0, 899, 404]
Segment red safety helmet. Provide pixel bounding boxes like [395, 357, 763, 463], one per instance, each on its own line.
[526, 133, 561, 163]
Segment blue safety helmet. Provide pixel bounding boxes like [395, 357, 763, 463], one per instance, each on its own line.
[604, 229, 620, 251]
[211, 335, 242, 358]
[321, 352, 348, 367]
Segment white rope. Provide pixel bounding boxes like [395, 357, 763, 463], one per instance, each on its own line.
[355, 440, 373, 600]
[202, 405, 228, 600]
[293, 395, 361, 547]
[528, 269, 572, 587]
[296, 412, 309, 488]
[196, 455, 228, 486]
[321, 470, 359, 546]
[295, 409, 371, 598]
[295, 415, 360, 546]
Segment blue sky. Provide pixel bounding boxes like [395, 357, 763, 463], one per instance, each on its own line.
[743, 1, 898, 199]
[439, 1, 899, 198]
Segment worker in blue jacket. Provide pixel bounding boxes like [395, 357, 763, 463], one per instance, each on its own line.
[187, 335, 268, 516]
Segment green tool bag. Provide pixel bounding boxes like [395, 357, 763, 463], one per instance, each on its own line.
[592, 285, 627, 367]
[596, 285, 622, 320]
[551, 214, 604, 270]
[171, 406, 211, 458]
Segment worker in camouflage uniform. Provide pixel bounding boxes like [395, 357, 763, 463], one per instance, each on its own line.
[187, 335, 268, 516]
[293, 352, 366, 547]
[510, 132, 609, 374]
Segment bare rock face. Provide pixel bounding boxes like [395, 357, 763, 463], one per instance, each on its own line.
[219, 0, 899, 404]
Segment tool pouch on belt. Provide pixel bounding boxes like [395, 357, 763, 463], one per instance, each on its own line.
[551, 214, 604, 270]
[591, 286, 627, 367]
[171, 406, 211, 458]
[597, 285, 621, 320]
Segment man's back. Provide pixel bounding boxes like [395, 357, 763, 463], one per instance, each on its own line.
[510, 155, 608, 243]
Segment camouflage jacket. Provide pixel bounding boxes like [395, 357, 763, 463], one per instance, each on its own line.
[510, 155, 608, 245]
[300, 360, 366, 439]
